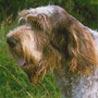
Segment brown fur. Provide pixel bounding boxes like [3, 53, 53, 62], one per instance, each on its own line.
[7, 5, 98, 84]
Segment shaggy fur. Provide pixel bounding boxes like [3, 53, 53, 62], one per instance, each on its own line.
[7, 5, 98, 98]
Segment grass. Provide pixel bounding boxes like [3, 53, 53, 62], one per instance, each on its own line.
[0, 21, 61, 98]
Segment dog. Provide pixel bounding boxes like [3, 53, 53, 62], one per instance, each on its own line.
[6, 5, 98, 98]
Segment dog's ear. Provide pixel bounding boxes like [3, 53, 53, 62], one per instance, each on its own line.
[26, 13, 51, 31]
[64, 16, 98, 75]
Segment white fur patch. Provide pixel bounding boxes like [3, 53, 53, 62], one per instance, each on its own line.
[23, 31, 42, 62]
[29, 5, 55, 16]
[88, 28, 98, 50]
[32, 49, 42, 61]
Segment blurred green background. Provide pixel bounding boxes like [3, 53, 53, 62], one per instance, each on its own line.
[0, 0, 98, 98]
[0, 0, 98, 28]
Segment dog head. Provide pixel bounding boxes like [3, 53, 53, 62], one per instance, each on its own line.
[7, 5, 98, 84]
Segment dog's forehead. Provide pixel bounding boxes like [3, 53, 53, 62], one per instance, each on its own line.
[7, 25, 32, 37]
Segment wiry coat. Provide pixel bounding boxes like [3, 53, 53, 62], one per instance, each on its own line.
[7, 5, 98, 98]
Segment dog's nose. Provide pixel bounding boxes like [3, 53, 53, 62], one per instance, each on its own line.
[7, 37, 16, 48]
